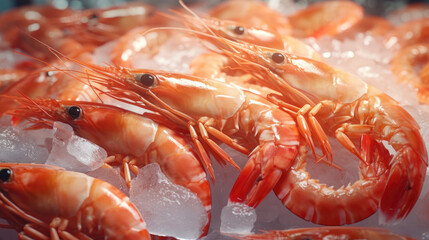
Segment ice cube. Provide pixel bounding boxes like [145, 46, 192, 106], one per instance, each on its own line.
[130, 163, 208, 239]
[220, 203, 256, 235]
[45, 122, 106, 172]
[0, 117, 50, 164]
[86, 166, 128, 195]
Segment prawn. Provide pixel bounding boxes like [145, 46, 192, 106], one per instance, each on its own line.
[188, 33, 428, 224]
[234, 226, 416, 240]
[0, 163, 150, 239]
[287, 0, 364, 39]
[49, 55, 300, 209]
[385, 18, 429, 50]
[171, 6, 323, 61]
[209, 0, 291, 36]
[6, 97, 212, 237]
[390, 43, 429, 104]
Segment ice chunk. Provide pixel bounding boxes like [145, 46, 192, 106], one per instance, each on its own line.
[0, 117, 50, 164]
[45, 122, 106, 172]
[220, 203, 256, 235]
[130, 163, 208, 239]
[86, 166, 128, 195]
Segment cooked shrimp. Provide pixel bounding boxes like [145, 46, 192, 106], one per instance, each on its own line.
[235, 226, 416, 240]
[390, 43, 429, 104]
[6, 97, 212, 237]
[174, 7, 323, 61]
[0, 163, 150, 239]
[274, 135, 391, 225]
[209, 0, 291, 36]
[287, 0, 364, 39]
[336, 16, 394, 39]
[111, 26, 172, 68]
[385, 18, 429, 50]
[192, 35, 428, 224]
[387, 3, 429, 26]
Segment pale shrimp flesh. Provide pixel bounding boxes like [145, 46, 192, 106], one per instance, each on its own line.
[0, 163, 150, 240]
[287, 0, 364, 39]
[191, 34, 428, 224]
[6, 97, 212, 237]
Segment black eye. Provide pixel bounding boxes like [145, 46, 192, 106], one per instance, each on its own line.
[233, 26, 245, 35]
[138, 74, 156, 87]
[67, 106, 82, 119]
[272, 52, 285, 63]
[0, 168, 11, 182]
[89, 13, 98, 20]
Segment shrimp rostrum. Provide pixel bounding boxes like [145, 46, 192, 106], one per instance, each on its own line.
[0, 163, 150, 240]
[200, 36, 428, 224]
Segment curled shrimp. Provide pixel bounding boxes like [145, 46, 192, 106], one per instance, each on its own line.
[188, 33, 428, 224]
[0, 163, 150, 239]
[6, 97, 212, 237]
[287, 0, 364, 39]
[390, 43, 429, 104]
[209, 0, 291, 36]
[233, 226, 416, 240]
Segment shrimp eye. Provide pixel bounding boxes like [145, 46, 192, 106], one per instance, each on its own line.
[0, 168, 11, 182]
[233, 26, 245, 35]
[271, 52, 285, 63]
[67, 106, 82, 119]
[89, 13, 98, 20]
[138, 74, 156, 87]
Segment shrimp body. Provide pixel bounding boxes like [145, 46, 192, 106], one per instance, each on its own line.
[0, 163, 150, 239]
[237, 227, 416, 240]
[287, 0, 364, 38]
[190, 35, 428, 224]
[8, 98, 212, 236]
[390, 43, 429, 104]
[385, 18, 429, 50]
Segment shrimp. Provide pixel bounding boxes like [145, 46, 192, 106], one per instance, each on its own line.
[234, 227, 416, 240]
[52, 55, 300, 209]
[173, 7, 323, 61]
[6, 97, 212, 237]
[190, 34, 427, 223]
[287, 0, 364, 39]
[209, 0, 291, 36]
[274, 135, 391, 225]
[0, 69, 28, 92]
[58, 3, 158, 47]
[0, 163, 150, 239]
[111, 26, 172, 68]
[385, 18, 429, 50]
[390, 43, 429, 104]
[336, 16, 394, 39]
[387, 3, 429, 26]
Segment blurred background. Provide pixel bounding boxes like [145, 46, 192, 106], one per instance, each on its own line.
[1, 0, 429, 16]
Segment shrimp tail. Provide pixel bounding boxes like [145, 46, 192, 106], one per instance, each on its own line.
[229, 142, 297, 207]
[379, 146, 427, 223]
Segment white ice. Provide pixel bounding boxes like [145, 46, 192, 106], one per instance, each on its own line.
[129, 163, 208, 240]
[45, 122, 106, 172]
[220, 203, 256, 235]
[0, 116, 50, 164]
[86, 166, 129, 195]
